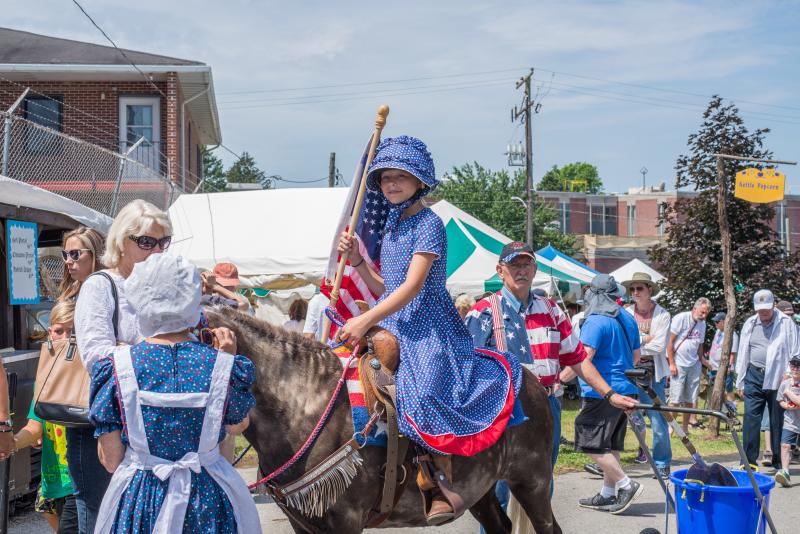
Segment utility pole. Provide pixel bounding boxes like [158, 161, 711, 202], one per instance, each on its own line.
[511, 69, 539, 246]
[328, 152, 336, 187]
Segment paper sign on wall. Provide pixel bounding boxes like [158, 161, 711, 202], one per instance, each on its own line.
[734, 168, 786, 203]
[6, 219, 40, 305]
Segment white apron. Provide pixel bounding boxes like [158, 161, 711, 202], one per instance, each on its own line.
[94, 345, 262, 534]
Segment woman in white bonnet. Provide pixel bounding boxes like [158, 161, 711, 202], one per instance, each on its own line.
[89, 253, 261, 534]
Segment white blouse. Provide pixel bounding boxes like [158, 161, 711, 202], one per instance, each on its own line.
[75, 270, 143, 373]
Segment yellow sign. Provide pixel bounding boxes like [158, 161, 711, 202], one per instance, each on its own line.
[734, 168, 785, 203]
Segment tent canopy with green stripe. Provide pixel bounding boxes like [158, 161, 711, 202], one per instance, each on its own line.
[430, 201, 583, 297]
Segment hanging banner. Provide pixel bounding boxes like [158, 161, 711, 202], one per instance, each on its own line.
[6, 219, 40, 305]
[734, 168, 785, 203]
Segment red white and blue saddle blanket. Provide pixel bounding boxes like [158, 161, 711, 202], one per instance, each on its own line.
[334, 347, 387, 447]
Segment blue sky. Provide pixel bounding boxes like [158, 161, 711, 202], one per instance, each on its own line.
[7, 0, 800, 193]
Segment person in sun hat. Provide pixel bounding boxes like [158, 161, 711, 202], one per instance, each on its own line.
[736, 289, 800, 468]
[335, 135, 525, 525]
[622, 272, 672, 480]
[707, 311, 739, 413]
[199, 262, 253, 315]
[563, 274, 643, 514]
[89, 253, 260, 533]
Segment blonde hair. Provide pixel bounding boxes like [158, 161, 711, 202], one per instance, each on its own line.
[454, 293, 476, 311]
[50, 300, 76, 326]
[58, 226, 105, 301]
[102, 200, 172, 268]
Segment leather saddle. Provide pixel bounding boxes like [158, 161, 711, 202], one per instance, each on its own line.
[354, 327, 465, 526]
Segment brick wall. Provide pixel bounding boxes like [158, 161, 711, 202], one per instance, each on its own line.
[635, 199, 658, 236]
[569, 197, 588, 233]
[0, 75, 202, 189]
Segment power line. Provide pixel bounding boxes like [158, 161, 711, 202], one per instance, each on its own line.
[69, 0, 167, 99]
[218, 76, 516, 105]
[216, 67, 525, 95]
[219, 79, 513, 110]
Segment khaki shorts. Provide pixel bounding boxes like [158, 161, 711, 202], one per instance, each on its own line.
[669, 361, 701, 404]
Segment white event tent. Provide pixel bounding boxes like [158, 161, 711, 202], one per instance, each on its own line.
[609, 258, 665, 284]
[167, 188, 560, 297]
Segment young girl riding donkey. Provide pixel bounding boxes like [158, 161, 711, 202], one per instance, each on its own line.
[89, 253, 261, 533]
[336, 135, 523, 525]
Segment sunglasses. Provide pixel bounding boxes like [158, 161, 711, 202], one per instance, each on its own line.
[629, 285, 649, 292]
[128, 234, 172, 251]
[61, 249, 91, 262]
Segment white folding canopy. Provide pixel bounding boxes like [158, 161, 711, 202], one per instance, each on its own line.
[609, 258, 665, 284]
[0, 175, 113, 232]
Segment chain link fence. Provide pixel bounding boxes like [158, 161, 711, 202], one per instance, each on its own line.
[1, 111, 180, 217]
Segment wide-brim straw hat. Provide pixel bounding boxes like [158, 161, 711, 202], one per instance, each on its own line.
[622, 272, 660, 294]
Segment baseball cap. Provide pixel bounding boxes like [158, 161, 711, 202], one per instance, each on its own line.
[213, 262, 241, 287]
[753, 289, 775, 311]
[499, 241, 535, 263]
[712, 312, 726, 322]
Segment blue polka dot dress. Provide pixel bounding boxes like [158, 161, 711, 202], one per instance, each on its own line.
[89, 341, 255, 534]
[380, 208, 522, 456]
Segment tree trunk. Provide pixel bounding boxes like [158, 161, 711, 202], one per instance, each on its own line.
[709, 155, 738, 436]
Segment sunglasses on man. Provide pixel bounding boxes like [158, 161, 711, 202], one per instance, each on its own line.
[61, 249, 91, 262]
[128, 234, 172, 251]
[629, 285, 649, 292]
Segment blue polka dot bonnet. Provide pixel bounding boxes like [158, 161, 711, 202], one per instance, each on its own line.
[366, 135, 437, 200]
[366, 135, 436, 230]
[125, 253, 202, 338]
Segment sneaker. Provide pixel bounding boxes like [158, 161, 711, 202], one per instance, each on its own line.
[652, 466, 671, 480]
[609, 481, 644, 515]
[762, 452, 773, 467]
[583, 463, 604, 476]
[634, 447, 648, 464]
[578, 492, 617, 511]
[775, 469, 791, 488]
[724, 400, 738, 415]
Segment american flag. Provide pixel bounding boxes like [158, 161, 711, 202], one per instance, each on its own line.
[321, 137, 390, 321]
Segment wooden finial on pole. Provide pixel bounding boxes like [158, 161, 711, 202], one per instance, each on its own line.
[322, 105, 390, 342]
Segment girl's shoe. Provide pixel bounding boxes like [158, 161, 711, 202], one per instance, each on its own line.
[775, 469, 791, 487]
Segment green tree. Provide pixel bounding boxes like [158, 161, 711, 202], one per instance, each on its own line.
[438, 162, 576, 254]
[537, 162, 603, 193]
[201, 146, 227, 192]
[226, 151, 273, 189]
[650, 96, 800, 321]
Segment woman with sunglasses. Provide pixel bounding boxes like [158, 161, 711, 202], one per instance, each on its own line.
[58, 227, 105, 302]
[71, 200, 175, 534]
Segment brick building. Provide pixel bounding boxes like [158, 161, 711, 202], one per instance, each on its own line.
[538, 185, 800, 273]
[0, 27, 221, 194]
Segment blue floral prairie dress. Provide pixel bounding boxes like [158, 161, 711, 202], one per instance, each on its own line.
[381, 208, 522, 456]
[89, 341, 261, 534]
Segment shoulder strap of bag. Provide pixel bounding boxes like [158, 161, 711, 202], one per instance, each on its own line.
[673, 317, 698, 354]
[89, 271, 120, 341]
[488, 294, 507, 352]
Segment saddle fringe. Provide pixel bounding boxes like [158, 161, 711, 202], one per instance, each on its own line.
[283, 446, 364, 518]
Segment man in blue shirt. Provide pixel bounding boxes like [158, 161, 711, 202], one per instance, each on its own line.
[561, 274, 643, 514]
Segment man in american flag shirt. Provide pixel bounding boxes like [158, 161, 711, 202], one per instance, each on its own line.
[466, 241, 633, 507]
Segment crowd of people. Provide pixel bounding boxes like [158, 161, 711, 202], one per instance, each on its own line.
[1, 132, 798, 533]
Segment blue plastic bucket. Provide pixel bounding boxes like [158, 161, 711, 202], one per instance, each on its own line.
[670, 468, 775, 534]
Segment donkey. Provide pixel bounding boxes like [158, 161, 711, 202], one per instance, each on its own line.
[206, 306, 562, 534]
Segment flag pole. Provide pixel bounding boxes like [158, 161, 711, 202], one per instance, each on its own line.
[322, 104, 390, 342]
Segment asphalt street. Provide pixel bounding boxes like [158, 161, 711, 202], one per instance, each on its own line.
[9, 458, 800, 533]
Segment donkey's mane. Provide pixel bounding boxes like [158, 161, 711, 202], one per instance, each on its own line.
[203, 305, 341, 373]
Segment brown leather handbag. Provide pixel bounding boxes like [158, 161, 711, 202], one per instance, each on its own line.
[34, 272, 119, 428]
